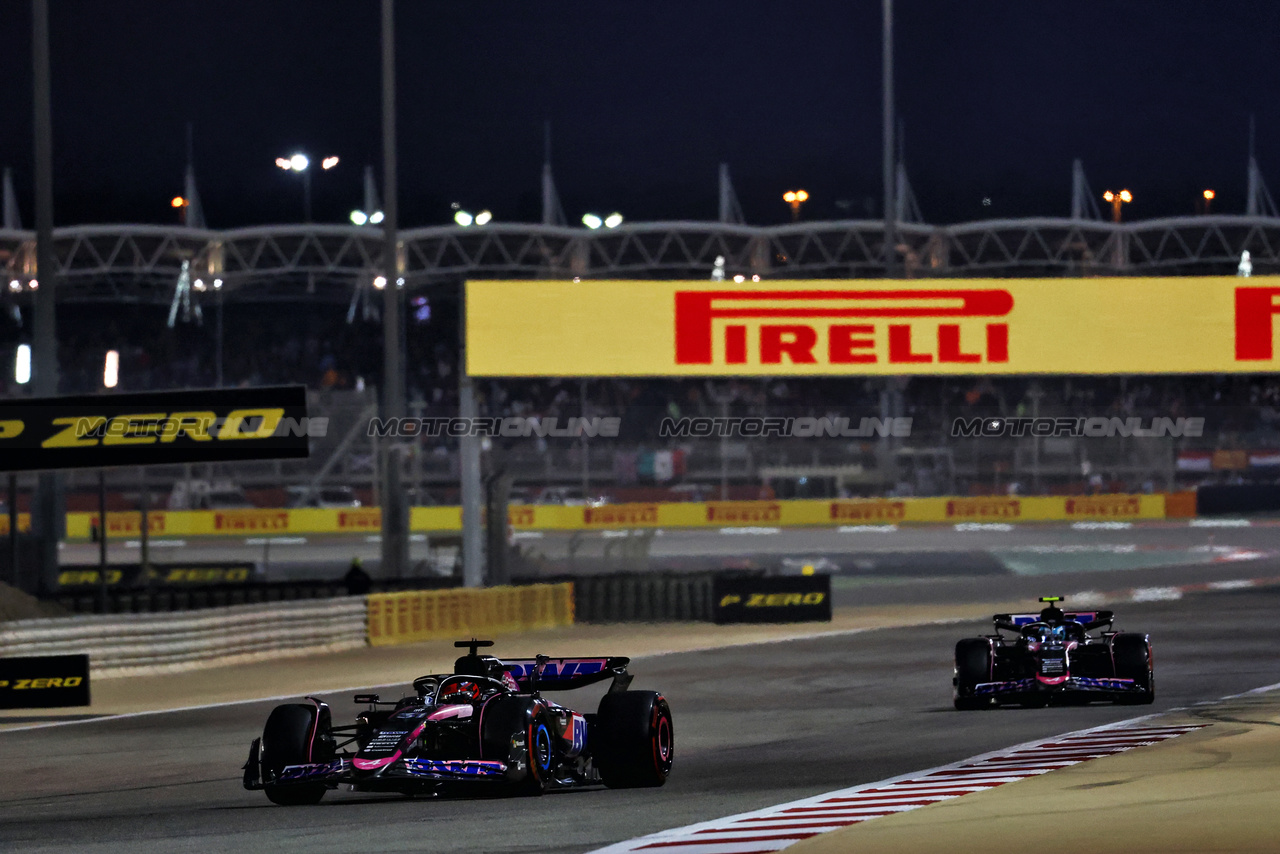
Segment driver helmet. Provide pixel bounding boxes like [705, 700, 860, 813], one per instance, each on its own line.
[1039, 603, 1066, 623]
[440, 679, 482, 704]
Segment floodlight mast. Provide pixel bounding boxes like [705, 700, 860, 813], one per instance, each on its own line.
[882, 0, 896, 278]
[32, 0, 61, 594]
[379, 0, 409, 580]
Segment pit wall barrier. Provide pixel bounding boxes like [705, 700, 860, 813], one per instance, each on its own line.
[367, 583, 575, 647]
[59, 492, 1191, 539]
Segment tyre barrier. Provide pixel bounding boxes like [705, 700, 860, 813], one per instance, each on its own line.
[0, 598, 367, 677]
[562, 572, 726, 623]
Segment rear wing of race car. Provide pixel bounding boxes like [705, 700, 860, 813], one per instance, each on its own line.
[993, 611, 1114, 631]
[503, 656, 633, 693]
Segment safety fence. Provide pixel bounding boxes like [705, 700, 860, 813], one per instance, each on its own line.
[43, 492, 1193, 541]
[0, 597, 367, 677]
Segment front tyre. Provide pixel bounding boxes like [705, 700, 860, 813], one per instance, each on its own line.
[954, 639, 994, 711]
[1112, 634, 1155, 705]
[261, 703, 329, 806]
[595, 691, 674, 788]
[515, 712, 555, 796]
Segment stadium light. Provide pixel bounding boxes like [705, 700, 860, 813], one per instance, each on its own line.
[14, 344, 30, 384]
[103, 350, 119, 389]
[1103, 189, 1132, 223]
[277, 152, 338, 222]
[783, 189, 810, 220]
[352, 209, 386, 225]
[171, 196, 186, 208]
[373, 275, 387, 290]
[453, 209, 492, 227]
[581, 212, 623, 229]
[1203, 188, 1215, 214]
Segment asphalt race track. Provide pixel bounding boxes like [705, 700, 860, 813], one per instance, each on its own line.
[3, 588, 1280, 854]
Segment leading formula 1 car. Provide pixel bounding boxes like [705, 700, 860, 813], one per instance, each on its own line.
[953, 596, 1154, 710]
[243, 640, 674, 804]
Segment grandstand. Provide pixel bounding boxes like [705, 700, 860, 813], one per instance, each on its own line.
[2, 214, 1279, 505]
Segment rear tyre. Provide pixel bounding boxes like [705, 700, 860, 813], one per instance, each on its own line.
[1112, 634, 1155, 705]
[954, 639, 994, 711]
[261, 703, 329, 805]
[594, 691, 674, 788]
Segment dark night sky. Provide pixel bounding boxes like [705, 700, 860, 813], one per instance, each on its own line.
[1, 1, 1278, 229]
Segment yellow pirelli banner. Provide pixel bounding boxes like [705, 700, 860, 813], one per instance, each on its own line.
[61, 494, 1168, 539]
[63, 506, 462, 539]
[465, 277, 1280, 376]
[505, 494, 1166, 528]
[367, 583, 575, 647]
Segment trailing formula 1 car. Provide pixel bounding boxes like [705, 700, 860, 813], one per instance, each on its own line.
[953, 597, 1154, 710]
[243, 640, 673, 804]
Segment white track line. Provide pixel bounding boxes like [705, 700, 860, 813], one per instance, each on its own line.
[588, 721, 1205, 854]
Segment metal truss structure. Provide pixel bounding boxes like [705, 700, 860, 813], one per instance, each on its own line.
[1, 215, 1277, 305]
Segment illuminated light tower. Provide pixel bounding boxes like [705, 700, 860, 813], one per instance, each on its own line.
[275, 153, 338, 222]
[582, 213, 623, 229]
[1203, 188, 1215, 214]
[1102, 189, 1132, 223]
[171, 195, 188, 224]
[783, 189, 809, 221]
[453, 209, 493, 227]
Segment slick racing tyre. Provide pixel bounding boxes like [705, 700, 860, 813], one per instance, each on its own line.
[954, 638, 994, 711]
[594, 691, 674, 788]
[261, 703, 331, 805]
[480, 697, 552, 796]
[1112, 634, 1155, 705]
[516, 712, 556, 796]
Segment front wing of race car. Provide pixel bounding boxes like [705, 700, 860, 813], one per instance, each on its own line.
[974, 675, 1146, 699]
[242, 739, 518, 792]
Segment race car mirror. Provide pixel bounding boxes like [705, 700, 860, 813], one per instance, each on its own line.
[0, 385, 311, 472]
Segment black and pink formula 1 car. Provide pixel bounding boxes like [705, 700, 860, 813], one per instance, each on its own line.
[953, 597, 1155, 710]
[243, 640, 674, 804]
